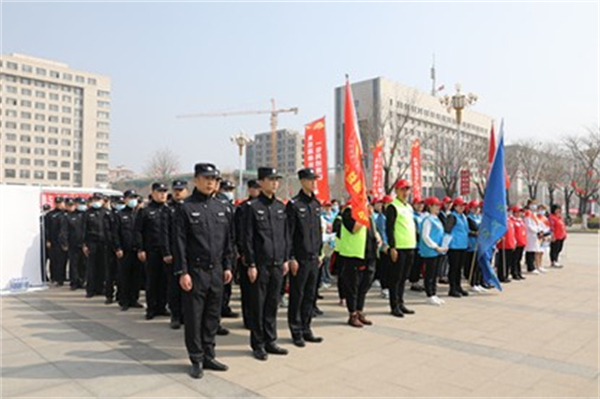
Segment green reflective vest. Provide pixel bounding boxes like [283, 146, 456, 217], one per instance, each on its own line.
[336, 213, 367, 259]
[390, 198, 417, 249]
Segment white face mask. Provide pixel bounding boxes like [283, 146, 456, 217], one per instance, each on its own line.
[223, 192, 234, 201]
[115, 204, 126, 211]
[92, 202, 102, 209]
[530, 205, 538, 211]
[77, 205, 87, 212]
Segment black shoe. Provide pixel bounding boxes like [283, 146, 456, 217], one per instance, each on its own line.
[303, 333, 323, 343]
[253, 349, 268, 361]
[189, 362, 203, 379]
[391, 309, 405, 318]
[105, 298, 113, 305]
[313, 307, 324, 316]
[399, 305, 415, 315]
[459, 289, 469, 296]
[156, 309, 171, 317]
[85, 293, 94, 298]
[438, 278, 449, 285]
[57, 282, 64, 287]
[292, 337, 306, 347]
[410, 284, 425, 292]
[217, 326, 230, 336]
[481, 283, 493, 289]
[70, 285, 78, 291]
[448, 291, 462, 298]
[120, 305, 129, 311]
[145, 312, 155, 320]
[518, 275, 526, 280]
[317, 293, 324, 300]
[221, 310, 239, 318]
[203, 358, 228, 371]
[130, 302, 144, 308]
[265, 343, 288, 355]
[170, 319, 181, 330]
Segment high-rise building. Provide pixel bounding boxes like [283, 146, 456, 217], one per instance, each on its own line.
[245, 129, 303, 176]
[0, 53, 111, 188]
[334, 77, 493, 197]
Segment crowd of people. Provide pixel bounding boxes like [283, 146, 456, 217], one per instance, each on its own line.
[41, 163, 568, 379]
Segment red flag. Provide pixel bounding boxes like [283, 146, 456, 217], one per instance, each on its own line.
[343, 77, 370, 228]
[488, 122, 510, 189]
[304, 117, 330, 203]
[410, 139, 422, 202]
[371, 139, 384, 200]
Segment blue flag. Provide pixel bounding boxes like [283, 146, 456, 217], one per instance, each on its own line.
[476, 120, 508, 291]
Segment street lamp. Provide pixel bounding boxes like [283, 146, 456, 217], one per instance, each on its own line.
[230, 130, 254, 197]
[440, 83, 478, 195]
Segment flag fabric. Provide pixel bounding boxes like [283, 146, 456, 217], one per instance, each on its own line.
[410, 139, 422, 202]
[371, 139, 384, 200]
[476, 120, 508, 291]
[487, 122, 510, 189]
[304, 117, 330, 203]
[343, 77, 370, 228]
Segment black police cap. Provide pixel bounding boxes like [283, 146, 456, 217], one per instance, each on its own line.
[151, 182, 168, 192]
[76, 197, 87, 205]
[54, 196, 64, 203]
[247, 179, 260, 189]
[65, 198, 74, 205]
[172, 179, 188, 189]
[123, 189, 137, 198]
[194, 163, 220, 177]
[220, 180, 235, 191]
[91, 192, 103, 200]
[113, 195, 125, 203]
[258, 167, 282, 180]
[298, 167, 319, 180]
[42, 204, 51, 211]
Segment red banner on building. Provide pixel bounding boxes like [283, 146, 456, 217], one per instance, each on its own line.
[371, 139, 384, 200]
[460, 169, 471, 196]
[304, 117, 330, 203]
[343, 78, 370, 228]
[410, 139, 422, 202]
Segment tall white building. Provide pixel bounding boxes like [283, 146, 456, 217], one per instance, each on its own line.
[246, 129, 304, 176]
[0, 53, 111, 188]
[334, 77, 493, 197]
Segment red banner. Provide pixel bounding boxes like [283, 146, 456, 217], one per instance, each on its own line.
[304, 117, 330, 203]
[343, 78, 370, 228]
[410, 139, 422, 202]
[41, 192, 92, 207]
[460, 169, 471, 196]
[371, 139, 384, 200]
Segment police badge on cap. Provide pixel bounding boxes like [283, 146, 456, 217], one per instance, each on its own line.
[297, 168, 319, 180]
[258, 167, 282, 180]
[194, 163, 220, 177]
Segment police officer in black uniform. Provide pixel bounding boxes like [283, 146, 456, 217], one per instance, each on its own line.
[173, 163, 233, 379]
[234, 179, 261, 329]
[60, 197, 86, 290]
[82, 193, 110, 298]
[215, 179, 238, 319]
[286, 168, 324, 347]
[113, 190, 143, 311]
[104, 195, 124, 305]
[135, 182, 172, 320]
[243, 167, 290, 361]
[166, 179, 189, 328]
[46, 196, 68, 285]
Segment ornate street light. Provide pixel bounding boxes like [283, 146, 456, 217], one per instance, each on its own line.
[230, 130, 254, 196]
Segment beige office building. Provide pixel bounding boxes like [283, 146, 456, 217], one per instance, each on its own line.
[334, 77, 493, 197]
[246, 129, 304, 176]
[0, 53, 111, 188]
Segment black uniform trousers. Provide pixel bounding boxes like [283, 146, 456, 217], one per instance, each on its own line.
[117, 251, 141, 307]
[512, 246, 525, 278]
[340, 256, 374, 313]
[448, 249, 467, 294]
[238, 258, 251, 328]
[550, 239, 564, 263]
[496, 249, 514, 282]
[68, 248, 85, 288]
[423, 256, 440, 297]
[167, 264, 183, 322]
[86, 242, 106, 296]
[50, 245, 68, 284]
[525, 251, 536, 272]
[375, 251, 390, 289]
[288, 258, 319, 339]
[105, 250, 119, 300]
[145, 249, 168, 316]
[183, 265, 224, 364]
[466, 251, 483, 286]
[248, 265, 283, 351]
[409, 252, 424, 284]
[388, 249, 415, 311]
[221, 282, 233, 316]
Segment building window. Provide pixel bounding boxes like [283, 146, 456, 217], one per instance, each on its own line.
[19, 170, 30, 179]
[49, 104, 59, 111]
[35, 91, 46, 98]
[97, 111, 109, 119]
[50, 70, 60, 78]
[34, 148, 45, 155]
[97, 100, 110, 108]
[96, 163, 108, 171]
[87, 77, 97, 85]
[61, 128, 71, 135]
[34, 80, 45, 88]
[49, 127, 59, 134]
[35, 102, 46, 110]
[20, 158, 31, 166]
[62, 95, 72, 102]
[6, 98, 17, 105]
[97, 90, 110, 97]
[4, 157, 16, 165]
[21, 100, 32, 107]
[36, 67, 46, 76]
[35, 114, 45, 121]
[34, 125, 45, 132]
[5, 122, 17, 129]
[96, 142, 109, 150]
[48, 171, 57, 180]
[21, 112, 32, 119]
[20, 147, 31, 154]
[62, 106, 72, 113]
[61, 117, 72, 124]
[34, 171, 44, 179]
[4, 169, 16, 178]
[96, 174, 107, 182]
[20, 135, 31, 142]
[97, 121, 109, 129]
[6, 62, 18, 70]
[96, 132, 109, 140]
[6, 86, 17, 94]
[61, 161, 71, 168]
[61, 150, 71, 157]
[21, 88, 32, 96]
[61, 139, 71, 146]
[20, 123, 31, 131]
[48, 160, 58, 167]
[96, 153, 109, 160]
[60, 172, 70, 181]
[49, 116, 59, 123]
[34, 160, 44, 167]
[5, 145, 16, 153]
[49, 93, 59, 101]
[75, 75, 85, 83]
[63, 73, 73, 81]
[5, 133, 17, 141]
[48, 138, 58, 145]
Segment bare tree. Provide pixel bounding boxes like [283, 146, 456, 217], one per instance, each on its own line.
[515, 139, 547, 200]
[564, 126, 600, 217]
[428, 129, 472, 197]
[144, 148, 180, 183]
[540, 144, 568, 206]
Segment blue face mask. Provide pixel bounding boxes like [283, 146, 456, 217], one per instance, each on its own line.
[115, 204, 126, 211]
[92, 202, 102, 209]
[127, 199, 138, 208]
[77, 205, 87, 212]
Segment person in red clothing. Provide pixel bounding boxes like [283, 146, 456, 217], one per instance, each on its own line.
[510, 206, 527, 280]
[549, 205, 567, 268]
[495, 208, 517, 282]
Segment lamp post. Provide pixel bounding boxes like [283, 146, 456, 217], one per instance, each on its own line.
[230, 130, 254, 197]
[440, 83, 478, 195]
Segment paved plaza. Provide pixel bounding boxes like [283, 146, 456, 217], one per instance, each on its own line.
[1, 233, 598, 398]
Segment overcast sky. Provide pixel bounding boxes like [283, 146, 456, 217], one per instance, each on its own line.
[2, 2, 598, 174]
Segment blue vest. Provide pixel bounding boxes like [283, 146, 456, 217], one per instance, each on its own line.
[418, 215, 444, 258]
[449, 211, 469, 250]
[467, 213, 481, 252]
[414, 211, 426, 235]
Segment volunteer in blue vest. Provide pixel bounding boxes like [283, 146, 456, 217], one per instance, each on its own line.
[409, 198, 426, 293]
[466, 200, 484, 293]
[418, 197, 448, 306]
[445, 197, 470, 298]
[385, 179, 417, 317]
[337, 203, 379, 328]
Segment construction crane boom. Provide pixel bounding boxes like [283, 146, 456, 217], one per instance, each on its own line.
[176, 99, 298, 169]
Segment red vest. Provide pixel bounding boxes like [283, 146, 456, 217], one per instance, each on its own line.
[549, 214, 567, 240]
[497, 217, 516, 250]
[512, 216, 527, 247]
